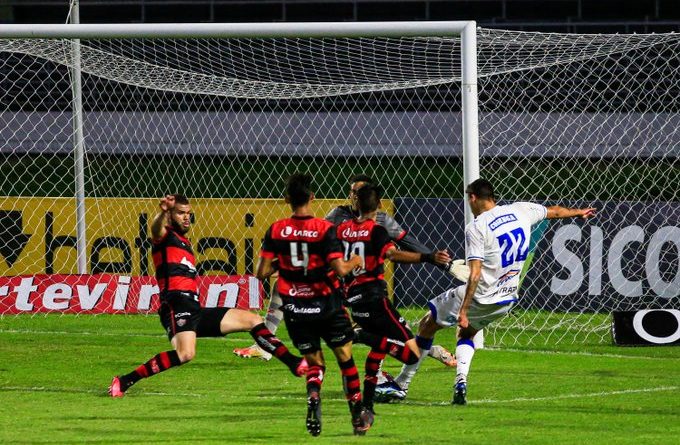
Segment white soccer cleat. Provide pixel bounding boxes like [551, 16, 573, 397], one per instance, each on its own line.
[428, 345, 457, 367]
[374, 380, 407, 403]
[232, 344, 272, 361]
[447, 259, 470, 282]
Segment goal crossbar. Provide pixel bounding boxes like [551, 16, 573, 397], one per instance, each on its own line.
[0, 21, 474, 39]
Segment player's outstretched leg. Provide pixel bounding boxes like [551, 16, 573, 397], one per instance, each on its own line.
[428, 344, 457, 367]
[355, 329, 418, 364]
[375, 335, 433, 403]
[249, 322, 308, 376]
[233, 287, 283, 360]
[109, 350, 183, 397]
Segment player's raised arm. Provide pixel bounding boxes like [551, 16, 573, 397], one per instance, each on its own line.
[256, 257, 276, 281]
[546, 205, 596, 220]
[378, 211, 433, 254]
[386, 247, 451, 266]
[330, 254, 364, 277]
[256, 227, 277, 280]
[150, 194, 175, 241]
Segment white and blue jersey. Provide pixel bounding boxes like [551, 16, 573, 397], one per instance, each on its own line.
[464, 202, 547, 305]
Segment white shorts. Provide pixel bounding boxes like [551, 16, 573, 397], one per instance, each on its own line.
[427, 285, 516, 330]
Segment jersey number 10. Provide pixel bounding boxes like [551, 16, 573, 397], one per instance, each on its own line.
[496, 227, 529, 268]
[342, 241, 366, 276]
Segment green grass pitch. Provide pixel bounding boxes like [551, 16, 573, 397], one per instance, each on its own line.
[1, 313, 679, 444]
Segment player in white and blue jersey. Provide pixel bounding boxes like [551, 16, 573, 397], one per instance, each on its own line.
[376, 178, 596, 404]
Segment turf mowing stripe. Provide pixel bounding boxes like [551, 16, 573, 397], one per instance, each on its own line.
[3, 384, 675, 407]
[1, 328, 678, 361]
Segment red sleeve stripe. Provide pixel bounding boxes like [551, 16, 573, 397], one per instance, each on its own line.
[395, 230, 407, 241]
[327, 252, 343, 261]
[260, 250, 275, 259]
[380, 242, 395, 259]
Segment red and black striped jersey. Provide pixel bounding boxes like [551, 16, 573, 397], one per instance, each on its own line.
[325, 205, 431, 254]
[152, 226, 198, 294]
[260, 215, 343, 299]
[337, 218, 394, 291]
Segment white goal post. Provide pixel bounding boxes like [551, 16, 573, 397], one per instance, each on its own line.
[0, 21, 678, 347]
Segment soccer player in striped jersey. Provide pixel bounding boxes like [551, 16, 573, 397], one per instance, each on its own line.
[256, 173, 371, 436]
[337, 183, 450, 415]
[234, 174, 458, 368]
[377, 179, 596, 404]
[108, 194, 307, 397]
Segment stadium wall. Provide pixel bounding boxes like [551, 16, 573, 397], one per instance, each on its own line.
[1, 111, 677, 157]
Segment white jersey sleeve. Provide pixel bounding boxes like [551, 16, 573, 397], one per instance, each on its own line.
[512, 202, 547, 225]
[464, 222, 485, 263]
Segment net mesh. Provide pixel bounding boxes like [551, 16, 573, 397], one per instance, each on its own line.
[0, 28, 678, 346]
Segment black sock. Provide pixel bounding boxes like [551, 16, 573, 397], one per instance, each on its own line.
[249, 323, 299, 371]
[121, 350, 182, 389]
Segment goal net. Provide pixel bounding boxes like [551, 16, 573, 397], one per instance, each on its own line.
[0, 26, 678, 346]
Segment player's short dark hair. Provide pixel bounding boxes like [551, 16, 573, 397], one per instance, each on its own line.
[356, 183, 382, 214]
[349, 174, 374, 185]
[171, 194, 190, 205]
[466, 178, 495, 201]
[286, 173, 313, 207]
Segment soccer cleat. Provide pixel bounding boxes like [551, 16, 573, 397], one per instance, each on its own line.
[429, 345, 457, 367]
[452, 381, 467, 405]
[306, 392, 322, 436]
[232, 344, 272, 361]
[292, 357, 309, 377]
[373, 380, 407, 403]
[349, 399, 372, 436]
[360, 406, 375, 431]
[108, 376, 125, 398]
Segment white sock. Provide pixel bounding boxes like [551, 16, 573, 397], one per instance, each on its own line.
[455, 338, 476, 384]
[394, 336, 433, 391]
[376, 361, 388, 385]
[264, 288, 283, 334]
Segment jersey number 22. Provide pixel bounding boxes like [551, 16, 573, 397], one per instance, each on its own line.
[496, 227, 528, 267]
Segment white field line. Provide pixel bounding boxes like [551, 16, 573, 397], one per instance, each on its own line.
[0, 385, 203, 397]
[402, 385, 680, 406]
[2, 385, 676, 406]
[1, 328, 676, 360]
[248, 385, 680, 406]
[483, 346, 680, 361]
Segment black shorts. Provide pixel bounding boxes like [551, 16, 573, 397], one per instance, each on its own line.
[284, 308, 354, 355]
[158, 292, 230, 340]
[351, 297, 414, 343]
[345, 281, 386, 307]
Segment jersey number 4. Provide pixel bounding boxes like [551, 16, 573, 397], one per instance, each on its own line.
[496, 227, 528, 268]
[290, 242, 309, 275]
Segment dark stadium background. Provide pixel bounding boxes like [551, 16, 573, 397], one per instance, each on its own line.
[2, 0, 680, 33]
